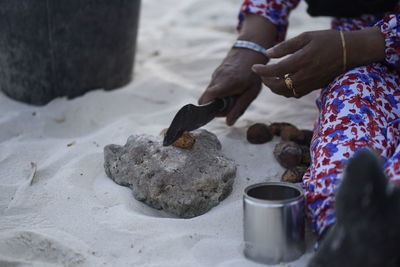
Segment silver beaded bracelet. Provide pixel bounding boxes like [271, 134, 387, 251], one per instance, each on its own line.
[232, 40, 268, 58]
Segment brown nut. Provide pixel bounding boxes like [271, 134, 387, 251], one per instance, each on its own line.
[247, 123, 273, 144]
[160, 129, 196, 149]
[300, 145, 311, 166]
[281, 166, 308, 183]
[280, 125, 302, 142]
[172, 132, 195, 149]
[289, 129, 314, 146]
[273, 141, 302, 169]
[300, 129, 313, 146]
[269, 122, 294, 136]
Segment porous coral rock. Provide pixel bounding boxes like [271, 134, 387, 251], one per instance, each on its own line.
[104, 129, 237, 218]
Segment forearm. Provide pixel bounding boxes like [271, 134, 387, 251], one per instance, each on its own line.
[238, 0, 300, 42]
[346, 27, 386, 69]
[227, 14, 278, 65]
[238, 13, 278, 49]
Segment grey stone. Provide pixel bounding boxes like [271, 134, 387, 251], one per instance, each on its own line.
[104, 130, 237, 218]
[0, 0, 141, 105]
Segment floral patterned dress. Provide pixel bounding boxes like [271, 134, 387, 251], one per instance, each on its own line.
[239, 0, 400, 235]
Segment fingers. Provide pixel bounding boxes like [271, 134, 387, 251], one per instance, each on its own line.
[262, 72, 307, 98]
[252, 49, 305, 78]
[226, 87, 259, 126]
[198, 84, 229, 105]
[199, 84, 260, 126]
[198, 83, 253, 124]
[266, 32, 310, 58]
[261, 77, 293, 98]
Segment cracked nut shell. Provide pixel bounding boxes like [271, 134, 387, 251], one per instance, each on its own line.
[281, 166, 308, 183]
[160, 129, 196, 149]
[273, 141, 302, 169]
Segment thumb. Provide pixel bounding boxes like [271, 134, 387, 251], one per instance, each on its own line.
[198, 84, 223, 105]
[226, 87, 259, 126]
[199, 81, 241, 105]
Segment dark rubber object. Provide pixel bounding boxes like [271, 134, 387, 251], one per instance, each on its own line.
[0, 0, 141, 105]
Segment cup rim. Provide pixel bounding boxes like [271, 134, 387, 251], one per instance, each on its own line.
[244, 182, 304, 205]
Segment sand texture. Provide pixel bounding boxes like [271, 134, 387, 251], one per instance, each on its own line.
[0, 0, 330, 266]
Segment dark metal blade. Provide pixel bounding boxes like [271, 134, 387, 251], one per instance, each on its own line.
[163, 99, 224, 146]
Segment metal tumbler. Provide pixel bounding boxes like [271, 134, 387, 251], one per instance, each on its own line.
[243, 182, 305, 264]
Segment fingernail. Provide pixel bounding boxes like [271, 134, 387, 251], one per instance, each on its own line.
[226, 117, 234, 126]
[251, 64, 262, 72]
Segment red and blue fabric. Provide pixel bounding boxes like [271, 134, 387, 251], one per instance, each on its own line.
[239, 0, 400, 236]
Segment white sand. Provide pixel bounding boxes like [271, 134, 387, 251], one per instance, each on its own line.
[0, 1, 330, 266]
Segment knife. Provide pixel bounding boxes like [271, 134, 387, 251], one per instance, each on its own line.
[163, 96, 237, 146]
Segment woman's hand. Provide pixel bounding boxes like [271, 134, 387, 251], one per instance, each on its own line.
[198, 49, 265, 126]
[252, 27, 385, 98]
[252, 30, 344, 98]
[198, 14, 277, 126]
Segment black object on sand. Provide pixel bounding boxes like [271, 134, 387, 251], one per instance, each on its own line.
[163, 96, 237, 147]
[308, 149, 400, 267]
[0, 0, 141, 105]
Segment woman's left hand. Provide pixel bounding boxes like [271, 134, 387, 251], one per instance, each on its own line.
[252, 29, 344, 98]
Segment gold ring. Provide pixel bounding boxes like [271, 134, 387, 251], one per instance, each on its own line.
[284, 74, 298, 97]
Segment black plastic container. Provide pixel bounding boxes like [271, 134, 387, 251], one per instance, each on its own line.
[0, 0, 141, 105]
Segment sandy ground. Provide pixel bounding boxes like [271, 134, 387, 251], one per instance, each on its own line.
[0, 1, 331, 266]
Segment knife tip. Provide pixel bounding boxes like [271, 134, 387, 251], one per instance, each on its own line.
[162, 139, 170, 147]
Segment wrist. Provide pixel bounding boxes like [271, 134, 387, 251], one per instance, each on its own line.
[238, 13, 277, 49]
[346, 27, 385, 68]
[232, 40, 270, 59]
[227, 47, 268, 65]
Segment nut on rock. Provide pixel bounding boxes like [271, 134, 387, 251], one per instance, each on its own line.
[273, 141, 302, 169]
[160, 128, 196, 149]
[171, 132, 196, 149]
[247, 123, 273, 144]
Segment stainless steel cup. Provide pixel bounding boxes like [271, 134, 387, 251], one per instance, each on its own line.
[243, 182, 305, 264]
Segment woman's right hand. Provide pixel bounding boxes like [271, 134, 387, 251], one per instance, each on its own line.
[198, 48, 266, 126]
[198, 14, 277, 126]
